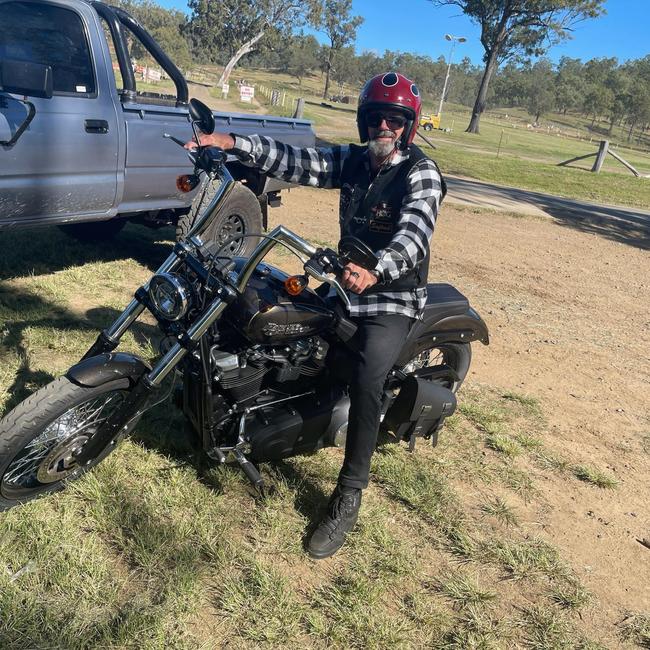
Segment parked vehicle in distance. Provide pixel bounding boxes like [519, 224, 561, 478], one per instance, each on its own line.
[0, 0, 316, 255]
[419, 114, 441, 131]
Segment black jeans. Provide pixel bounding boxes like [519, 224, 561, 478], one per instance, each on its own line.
[338, 314, 413, 490]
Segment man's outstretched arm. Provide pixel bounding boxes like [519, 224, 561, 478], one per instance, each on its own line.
[186, 132, 348, 189]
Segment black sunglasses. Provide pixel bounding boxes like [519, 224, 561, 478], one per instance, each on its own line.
[366, 112, 408, 129]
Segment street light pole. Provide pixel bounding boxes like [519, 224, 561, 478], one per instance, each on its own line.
[437, 34, 466, 119]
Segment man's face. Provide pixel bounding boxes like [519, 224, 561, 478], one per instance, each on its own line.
[366, 110, 407, 157]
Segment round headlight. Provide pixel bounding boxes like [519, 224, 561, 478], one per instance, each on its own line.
[148, 273, 192, 321]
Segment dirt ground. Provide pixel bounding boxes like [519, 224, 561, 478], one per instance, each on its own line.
[266, 184, 650, 645]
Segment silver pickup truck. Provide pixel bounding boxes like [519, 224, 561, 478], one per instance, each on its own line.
[0, 0, 315, 254]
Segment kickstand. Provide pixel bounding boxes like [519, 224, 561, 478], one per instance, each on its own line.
[233, 449, 266, 495]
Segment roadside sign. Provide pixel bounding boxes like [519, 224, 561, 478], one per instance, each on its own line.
[222, 83, 230, 97]
[146, 68, 161, 82]
[240, 85, 254, 103]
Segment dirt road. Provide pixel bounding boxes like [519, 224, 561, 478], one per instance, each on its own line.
[269, 184, 650, 644]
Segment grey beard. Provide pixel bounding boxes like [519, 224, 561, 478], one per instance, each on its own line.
[368, 137, 397, 157]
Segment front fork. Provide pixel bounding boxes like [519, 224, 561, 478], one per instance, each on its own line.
[77, 170, 237, 462]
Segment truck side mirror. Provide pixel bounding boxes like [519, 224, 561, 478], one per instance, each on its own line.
[189, 98, 215, 135]
[0, 59, 53, 99]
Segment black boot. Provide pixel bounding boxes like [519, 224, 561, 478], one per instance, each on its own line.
[307, 485, 362, 560]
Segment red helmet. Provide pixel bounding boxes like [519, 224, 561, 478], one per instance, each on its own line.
[357, 72, 422, 149]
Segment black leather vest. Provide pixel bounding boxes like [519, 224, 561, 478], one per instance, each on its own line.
[339, 144, 440, 293]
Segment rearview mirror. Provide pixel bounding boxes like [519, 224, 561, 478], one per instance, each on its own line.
[0, 59, 53, 99]
[338, 236, 379, 270]
[189, 98, 215, 134]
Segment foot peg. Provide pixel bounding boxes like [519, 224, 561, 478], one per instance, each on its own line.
[233, 449, 265, 493]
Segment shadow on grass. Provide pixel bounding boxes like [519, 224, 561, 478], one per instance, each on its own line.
[0, 222, 174, 281]
[0, 284, 160, 415]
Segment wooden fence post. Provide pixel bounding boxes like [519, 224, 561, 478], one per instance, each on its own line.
[592, 140, 609, 172]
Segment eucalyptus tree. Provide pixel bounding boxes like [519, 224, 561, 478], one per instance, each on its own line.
[429, 0, 605, 133]
[186, 0, 315, 86]
[314, 0, 363, 99]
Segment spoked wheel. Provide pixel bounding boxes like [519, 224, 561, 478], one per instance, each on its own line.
[401, 342, 471, 393]
[0, 376, 137, 510]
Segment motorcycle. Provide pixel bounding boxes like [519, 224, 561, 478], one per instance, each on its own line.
[0, 99, 489, 509]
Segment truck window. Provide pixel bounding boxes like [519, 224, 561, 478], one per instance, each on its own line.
[0, 1, 96, 96]
[99, 16, 176, 105]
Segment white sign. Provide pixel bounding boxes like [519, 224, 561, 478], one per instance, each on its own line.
[222, 83, 230, 97]
[240, 85, 255, 102]
[146, 68, 161, 82]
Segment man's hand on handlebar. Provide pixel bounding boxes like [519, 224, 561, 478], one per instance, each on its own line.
[342, 262, 378, 294]
[184, 133, 235, 151]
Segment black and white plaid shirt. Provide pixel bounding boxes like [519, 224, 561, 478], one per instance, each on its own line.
[231, 135, 443, 319]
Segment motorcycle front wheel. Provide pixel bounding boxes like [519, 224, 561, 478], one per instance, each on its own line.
[0, 376, 137, 510]
[401, 342, 472, 393]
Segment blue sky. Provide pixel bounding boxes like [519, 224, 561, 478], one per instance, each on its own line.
[158, 0, 649, 65]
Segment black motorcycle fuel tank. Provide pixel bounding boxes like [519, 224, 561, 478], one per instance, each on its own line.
[228, 258, 335, 344]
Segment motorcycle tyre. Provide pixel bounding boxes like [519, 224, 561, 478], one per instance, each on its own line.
[0, 376, 139, 511]
[176, 181, 262, 257]
[402, 342, 471, 393]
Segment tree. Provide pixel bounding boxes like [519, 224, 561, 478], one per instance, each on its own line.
[280, 34, 321, 85]
[314, 0, 363, 99]
[555, 56, 585, 114]
[331, 46, 361, 91]
[525, 59, 555, 122]
[429, 0, 605, 133]
[185, 0, 312, 86]
[114, 0, 192, 70]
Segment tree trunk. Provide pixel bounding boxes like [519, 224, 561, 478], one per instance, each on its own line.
[217, 30, 265, 87]
[627, 120, 636, 142]
[466, 48, 499, 134]
[322, 47, 333, 99]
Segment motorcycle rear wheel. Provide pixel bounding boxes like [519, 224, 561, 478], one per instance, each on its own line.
[401, 342, 471, 393]
[0, 376, 137, 510]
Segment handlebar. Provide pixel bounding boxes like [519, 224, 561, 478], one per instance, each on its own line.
[234, 226, 352, 311]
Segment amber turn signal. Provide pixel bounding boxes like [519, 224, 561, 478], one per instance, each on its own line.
[284, 275, 308, 296]
[176, 174, 200, 193]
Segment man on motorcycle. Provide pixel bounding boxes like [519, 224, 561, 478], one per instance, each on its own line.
[187, 72, 446, 559]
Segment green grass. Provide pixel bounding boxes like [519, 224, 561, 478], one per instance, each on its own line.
[480, 496, 519, 527]
[572, 464, 618, 489]
[437, 572, 497, 608]
[486, 433, 523, 457]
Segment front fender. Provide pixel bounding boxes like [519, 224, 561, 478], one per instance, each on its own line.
[66, 352, 151, 389]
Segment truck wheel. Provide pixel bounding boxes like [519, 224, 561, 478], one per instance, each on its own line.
[176, 181, 262, 257]
[424, 123, 433, 132]
[59, 219, 126, 242]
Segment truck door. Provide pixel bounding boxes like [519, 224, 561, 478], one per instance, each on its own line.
[0, 0, 119, 227]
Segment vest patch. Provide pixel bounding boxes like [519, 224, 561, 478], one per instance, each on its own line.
[368, 201, 395, 233]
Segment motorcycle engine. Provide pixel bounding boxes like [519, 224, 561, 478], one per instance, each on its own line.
[210, 337, 329, 403]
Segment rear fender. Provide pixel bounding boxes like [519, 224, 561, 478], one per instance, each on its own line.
[66, 353, 151, 389]
[406, 307, 489, 353]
